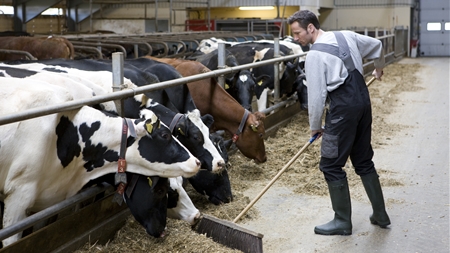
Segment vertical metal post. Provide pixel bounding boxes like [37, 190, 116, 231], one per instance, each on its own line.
[134, 44, 138, 58]
[207, 0, 211, 31]
[217, 42, 226, 88]
[273, 37, 280, 101]
[112, 52, 124, 117]
[89, 0, 93, 33]
[169, 0, 172, 32]
[155, 0, 158, 32]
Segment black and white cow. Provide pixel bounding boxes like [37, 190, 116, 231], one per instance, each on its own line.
[1, 59, 225, 172]
[1, 61, 229, 228]
[0, 78, 201, 246]
[196, 38, 306, 111]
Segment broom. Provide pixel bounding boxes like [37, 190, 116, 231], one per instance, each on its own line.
[193, 133, 319, 253]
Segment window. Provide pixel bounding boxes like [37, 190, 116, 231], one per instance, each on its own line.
[427, 22, 442, 31]
[0, 5, 62, 16]
[0, 6, 13, 15]
[445, 22, 450, 31]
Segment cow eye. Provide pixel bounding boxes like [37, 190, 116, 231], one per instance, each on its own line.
[193, 133, 203, 142]
[161, 132, 171, 140]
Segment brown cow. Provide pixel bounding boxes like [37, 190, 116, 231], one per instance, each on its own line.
[0, 36, 74, 61]
[146, 56, 267, 164]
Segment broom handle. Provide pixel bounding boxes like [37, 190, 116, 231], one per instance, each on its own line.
[366, 76, 376, 87]
[233, 133, 319, 223]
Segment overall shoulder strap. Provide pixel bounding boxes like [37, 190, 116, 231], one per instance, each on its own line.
[309, 31, 356, 71]
[332, 31, 356, 71]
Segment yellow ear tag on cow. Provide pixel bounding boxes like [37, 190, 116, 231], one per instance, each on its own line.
[225, 84, 230, 89]
[258, 80, 263, 86]
[178, 127, 185, 136]
[145, 113, 159, 133]
[145, 123, 153, 133]
[251, 124, 258, 132]
[147, 177, 153, 187]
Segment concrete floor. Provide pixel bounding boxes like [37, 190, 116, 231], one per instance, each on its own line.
[240, 57, 450, 253]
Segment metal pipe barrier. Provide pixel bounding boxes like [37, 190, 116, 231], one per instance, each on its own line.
[72, 45, 103, 59]
[0, 49, 37, 60]
[0, 52, 306, 126]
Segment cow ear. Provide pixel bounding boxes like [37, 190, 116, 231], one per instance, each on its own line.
[167, 187, 179, 208]
[144, 114, 160, 134]
[250, 124, 259, 132]
[201, 114, 214, 128]
[255, 75, 271, 84]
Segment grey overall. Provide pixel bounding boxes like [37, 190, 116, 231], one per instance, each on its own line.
[311, 32, 376, 182]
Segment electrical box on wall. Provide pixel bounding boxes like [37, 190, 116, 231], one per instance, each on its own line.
[145, 19, 169, 33]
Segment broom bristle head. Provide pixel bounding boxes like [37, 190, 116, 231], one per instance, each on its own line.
[194, 214, 263, 253]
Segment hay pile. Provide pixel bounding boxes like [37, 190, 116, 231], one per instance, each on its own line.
[74, 62, 419, 253]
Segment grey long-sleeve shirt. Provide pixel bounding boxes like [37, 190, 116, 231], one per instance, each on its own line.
[305, 30, 385, 131]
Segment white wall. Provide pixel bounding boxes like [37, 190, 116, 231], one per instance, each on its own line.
[320, 6, 411, 30]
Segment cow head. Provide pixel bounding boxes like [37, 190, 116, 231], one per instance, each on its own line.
[127, 114, 201, 178]
[172, 109, 226, 173]
[253, 74, 273, 100]
[124, 175, 169, 238]
[210, 130, 233, 166]
[167, 176, 201, 225]
[235, 111, 267, 163]
[188, 131, 233, 205]
[188, 168, 233, 205]
[280, 60, 301, 96]
[226, 69, 256, 111]
[293, 66, 308, 110]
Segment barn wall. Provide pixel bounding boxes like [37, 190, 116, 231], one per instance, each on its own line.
[0, 16, 13, 31]
[26, 15, 66, 34]
[0, 1, 412, 35]
[77, 5, 188, 33]
[320, 6, 411, 30]
[197, 6, 300, 20]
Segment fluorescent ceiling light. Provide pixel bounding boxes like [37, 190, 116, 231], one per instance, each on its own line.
[239, 6, 274, 11]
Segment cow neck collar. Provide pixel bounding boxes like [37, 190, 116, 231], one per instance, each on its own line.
[169, 113, 184, 134]
[232, 109, 249, 143]
[113, 118, 136, 205]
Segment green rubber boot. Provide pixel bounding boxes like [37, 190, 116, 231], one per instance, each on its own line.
[361, 172, 391, 228]
[314, 178, 352, 235]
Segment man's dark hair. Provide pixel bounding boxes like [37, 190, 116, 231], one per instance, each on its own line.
[288, 10, 320, 30]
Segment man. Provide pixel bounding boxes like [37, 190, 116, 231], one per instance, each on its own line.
[288, 10, 390, 235]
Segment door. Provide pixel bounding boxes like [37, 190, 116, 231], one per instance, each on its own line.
[419, 0, 450, 56]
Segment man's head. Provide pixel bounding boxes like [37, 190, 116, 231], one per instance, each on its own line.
[288, 10, 321, 46]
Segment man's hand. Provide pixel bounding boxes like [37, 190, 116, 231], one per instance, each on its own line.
[372, 68, 384, 81]
[311, 129, 324, 140]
